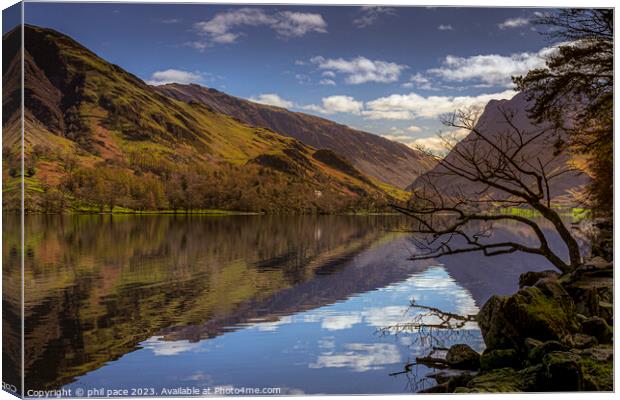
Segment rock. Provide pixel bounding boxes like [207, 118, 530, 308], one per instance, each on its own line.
[571, 333, 598, 349]
[465, 367, 539, 392]
[541, 351, 584, 391]
[445, 344, 480, 370]
[584, 257, 613, 271]
[426, 369, 474, 385]
[598, 302, 613, 324]
[477, 280, 578, 351]
[576, 313, 588, 323]
[590, 236, 613, 261]
[466, 368, 522, 392]
[480, 348, 521, 371]
[581, 353, 613, 391]
[528, 340, 568, 365]
[523, 337, 543, 353]
[423, 370, 476, 393]
[581, 316, 612, 344]
[562, 273, 613, 319]
[519, 270, 560, 288]
[578, 345, 613, 362]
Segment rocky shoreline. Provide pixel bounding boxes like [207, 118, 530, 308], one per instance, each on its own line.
[418, 257, 613, 392]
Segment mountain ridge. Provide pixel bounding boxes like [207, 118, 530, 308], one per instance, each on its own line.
[408, 91, 590, 205]
[155, 83, 437, 189]
[2, 25, 409, 213]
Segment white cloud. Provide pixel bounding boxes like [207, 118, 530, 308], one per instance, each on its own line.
[142, 336, 201, 356]
[353, 6, 396, 28]
[295, 73, 311, 84]
[159, 18, 181, 24]
[146, 69, 203, 85]
[319, 79, 336, 86]
[362, 110, 414, 120]
[321, 70, 336, 78]
[321, 314, 362, 331]
[304, 95, 364, 115]
[499, 17, 530, 29]
[410, 129, 470, 154]
[309, 343, 401, 372]
[428, 47, 554, 87]
[249, 93, 295, 108]
[401, 82, 414, 89]
[273, 11, 328, 37]
[193, 8, 327, 45]
[363, 90, 516, 120]
[407, 125, 422, 133]
[407, 72, 435, 90]
[255, 316, 293, 331]
[438, 24, 453, 31]
[310, 56, 407, 85]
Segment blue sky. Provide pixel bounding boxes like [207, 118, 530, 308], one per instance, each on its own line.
[20, 3, 558, 151]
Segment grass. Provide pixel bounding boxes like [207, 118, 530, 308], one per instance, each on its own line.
[498, 206, 589, 220]
[72, 205, 261, 216]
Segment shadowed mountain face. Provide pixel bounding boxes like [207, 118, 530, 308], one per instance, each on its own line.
[2, 25, 411, 213]
[409, 92, 589, 205]
[155, 83, 437, 189]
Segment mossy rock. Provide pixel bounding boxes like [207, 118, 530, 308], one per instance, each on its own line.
[519, 270, 560, 288]
[571, 333, 598, 349]
[528, 340, 568, 365]
[541, 351, 584, 391]
[579, 347, 613, 391]
[421, 371, 475, 393]
[480, 348, 521, 371]
[445, 344, 480, 370]
[464, 368, 538, 393]
[477, 280, 578, 351]
[581, 316, 612, 344]
[563, 273, 613, 319]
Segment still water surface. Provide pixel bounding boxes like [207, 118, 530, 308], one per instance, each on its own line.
[4, 215, 574, 395]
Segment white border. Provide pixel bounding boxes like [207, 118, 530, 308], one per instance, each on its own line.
[0, 2, 617, 400]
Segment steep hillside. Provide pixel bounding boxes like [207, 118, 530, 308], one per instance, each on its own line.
[409, 92, 590, 206]
[155, 83, 436, 189]
[2, 25, 400, 213]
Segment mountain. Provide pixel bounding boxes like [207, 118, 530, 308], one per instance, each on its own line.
[155, 83, 436, 189]
[2, 25, 410, 213]
[409, 92, 590, 205]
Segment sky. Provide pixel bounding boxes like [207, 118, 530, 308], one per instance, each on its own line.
[16, 3, 560, 151]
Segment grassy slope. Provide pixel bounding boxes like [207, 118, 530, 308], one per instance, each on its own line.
[3, 25, 406, 213]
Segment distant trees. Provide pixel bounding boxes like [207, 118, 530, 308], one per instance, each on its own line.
[19, 152, 385, 214]
[514, 9, 613, 219]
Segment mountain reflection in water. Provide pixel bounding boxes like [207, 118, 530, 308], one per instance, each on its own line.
[2, 214, 578, 394]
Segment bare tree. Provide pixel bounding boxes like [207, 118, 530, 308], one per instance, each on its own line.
[396, 105, 584, 274]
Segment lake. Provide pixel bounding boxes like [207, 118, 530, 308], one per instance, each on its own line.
[3, 214, 579, 395]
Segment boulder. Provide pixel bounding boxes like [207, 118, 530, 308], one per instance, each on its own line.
[584, 257, 613, 271]
[562, 269, 613, 320]
[571, 333, 598, 349]
[480, 348, 521, 371]
[464, 367, 540, 392]
[445, 344, 480, 370]
[581, 316, 612, 344]
[541, 351, 584, 391]
[528, 340, 568, 365]
[519, 270, 560, 288]
[477, 280, 578, 351]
